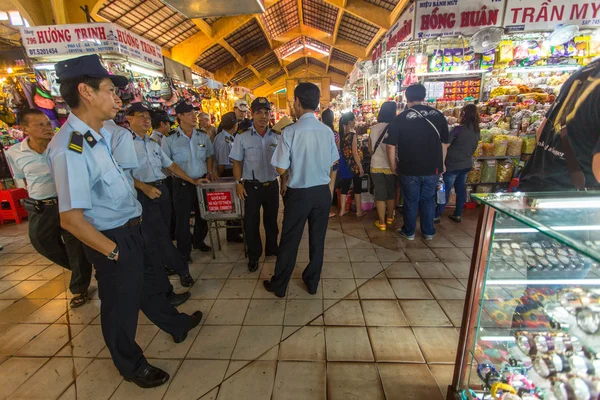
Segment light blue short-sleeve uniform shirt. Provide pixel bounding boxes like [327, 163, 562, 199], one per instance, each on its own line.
[150, 130, 164, 145]
[213, 131, 234, 169]
[271, 113, 339, 189]
[47, 113, 142, 231]
[229, 127, 279, 182]
[103, 120, 139, 170]
[6, 139, 58, 200]
[161, 127, 213, 179]
[131, 133, 173, 183]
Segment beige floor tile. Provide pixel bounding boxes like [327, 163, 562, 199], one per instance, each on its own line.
[0, 357, 48, 398]
[344, 236, 374, 248]
[19, 299, 66, 324]
[357, 279, 396, 299]
[431, 248, 470, 262]
[404, 248, 439, 262]
[322, 279, 357, 299]
[273, 361, 326, 400]
[413, 262, 455, 279]
[243, 299, 285, 325]
[111, 359, 181, 400]
[425, 235, 456, 248]
[389, 279, 434, 299]
[327, 362, 384, 400]
[204, 299, 250, 325]
[351, 262, 383, 279]
[217, 361, 276, 400]
[176, 299, 215, 320]
[0, 281, 18, 294]
[199, 387, 220, 400]
[57, 324, 105, 358]
[0, 323, 49, 356]
[443, 261, 472, 279]
[322, 249, 350, 263]
[375, 247, 408, 262]
[66, 300, 101, 325]
[378, 363, 444, 400]
[189, 279, 226, 299]
[424, 279, 467, 300]
[58, 384, 76, 400]
[361, 300, 408, 326]
[368, 327, 424, 362]
[348, 248, 378, 262]
[27, 265, 66, 281]
[75, 359, 122, 400]
[448, 236, 475, 247]
[252, 279, 283, 299]
[9, 357, 74, 399]
[287, 279, 323, 299]
[321, 263, 354, 279]
[284, 299, 323, 326]
[429, 364, 456, 398]
[0, 281, 47, 300]
[323, 300, 365, 326]
[400, 300, 452, 327]
[229, 262, 262, 279]
[0, 300, 15, 313]
[412, 327, 459, 363]
[325, 327, 374, 361]
[279, 326, 325, 361]
[384, 262, 420, 278]
[144, 323, 202, 358]
[2, 265, 47, 280]
[438, 300, 465, 327]
[231, 326, 282, 360]
[164, 359, 228, 400]
[258, 345, 279, 360]
[200, 263, 234, 279]
[217, 279, 257, 299]
[224, 360, 250, 379]
[16, 324, 73, 357]
[188, 325, 241, 359]
[0, 266, 21, 279]
[259, 263, 275, 279]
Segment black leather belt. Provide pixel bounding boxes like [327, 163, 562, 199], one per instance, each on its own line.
[245, 180, 276, 187]
[34, 197, 58, 206]
[117, 216, 142, 229]
[147, 179, 165, 186]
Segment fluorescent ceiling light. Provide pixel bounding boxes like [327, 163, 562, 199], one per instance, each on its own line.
[305, 44, 329, 56]
[506, 66, 580, 73]
[23, 18, 29, 27]
[9, 11, 23, 26]
[0, 12, 8, 21]
[128, 64, 163, 77]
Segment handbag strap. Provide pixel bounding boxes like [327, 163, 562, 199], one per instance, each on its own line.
[372, 125, 389, 155]
[408, 107, 440, 140]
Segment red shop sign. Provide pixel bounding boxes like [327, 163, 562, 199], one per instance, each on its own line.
[206, 191, 233, 212]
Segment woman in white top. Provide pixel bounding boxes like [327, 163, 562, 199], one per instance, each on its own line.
[369, 101, 398, 231]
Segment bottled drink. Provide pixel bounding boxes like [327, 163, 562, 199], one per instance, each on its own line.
[436, 176, 446, 204]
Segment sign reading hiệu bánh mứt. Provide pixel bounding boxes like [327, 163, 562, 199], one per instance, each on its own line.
[19, 23, 164, 69]
[503, 0, 600, 32]
[414, 0, 506, 39]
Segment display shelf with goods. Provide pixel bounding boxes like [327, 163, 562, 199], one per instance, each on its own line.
[450, 191, 600, 400]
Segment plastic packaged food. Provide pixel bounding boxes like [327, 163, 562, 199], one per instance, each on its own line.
[481, 160, 497, 183]
[522, 135, 536, 154]
[476, 184, 494, 193]
[482, 143, 495, 156]
[493, 135, 508, 156]
[506, 136, 523, 156]
[497, 160, 515, 182]
[473, 141, 483, 157]
[467, 161, 482, 184]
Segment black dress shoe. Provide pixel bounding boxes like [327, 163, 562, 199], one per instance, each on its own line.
[265, 251, 278, 257]
[263, 280, 285, 298]
[195, 243, 212, 252]
[303, 281, 317, 295]
[173, 311, 203, 343]
[165, 267, 177, 276]
[248, 259, 259, 272]
[125, 364, 170, 388]
[168, 291, 191, 307]
[183, 255, 193, 263]
[180, 274, 194, 287]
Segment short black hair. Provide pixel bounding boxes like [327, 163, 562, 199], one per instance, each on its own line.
[378, 101, 397, 123]
[294, 82, 320, 111]
[321, 108, 335, 131]
[18, 108, 45, 125]
[59, 75, 105, 109]
[151, 112, 170, 129]
[405, 84, 426, 102]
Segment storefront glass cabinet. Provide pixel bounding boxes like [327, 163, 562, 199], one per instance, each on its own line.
[449, 192, 600, 400]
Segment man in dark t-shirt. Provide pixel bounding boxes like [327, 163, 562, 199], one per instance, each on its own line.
[519, 59, 600, 191]
[384, 84, 450, 240]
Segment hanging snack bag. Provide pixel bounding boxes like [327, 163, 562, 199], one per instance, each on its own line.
[464, 48, 475, 68]
[482, 142, 495, 156]
[506, 136, 523, 156]
[522, 135, 537, 154]
[574, 36, 590, 57]
[499, 40, 514, 63]
[443, 48, 454, 71]
[453, 48, 464, 69]
[481, 160, 498, 183]
[481, 49, 496, 70]
[497, 160, 515, 183]
[565, 39, 577, 57]
[493, 135, 508, 156]
[467, 161, 482, 184]
[473, 141, 484, 157]
[430, 50, 444, 73]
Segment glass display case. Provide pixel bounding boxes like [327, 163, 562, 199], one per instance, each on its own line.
[449, 192, 600, 400]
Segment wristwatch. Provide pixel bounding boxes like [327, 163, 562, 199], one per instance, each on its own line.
[107, 245, 119, 261]
[235, 179, 243, 185]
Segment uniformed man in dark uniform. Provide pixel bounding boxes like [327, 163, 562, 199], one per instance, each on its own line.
[230, 97, 284, 271]
[47, 55, 201, 388]
[161, 102, 214, 262]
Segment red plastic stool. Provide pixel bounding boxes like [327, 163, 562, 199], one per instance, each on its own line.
[0, 188, 29, 224]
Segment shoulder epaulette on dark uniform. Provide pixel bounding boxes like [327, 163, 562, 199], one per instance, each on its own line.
[83, 131, 97, 148]
[68, 131, 84, 153]
[165, 129, 178, 137]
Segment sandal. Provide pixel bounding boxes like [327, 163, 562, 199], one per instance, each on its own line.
[70, 292, 89, 309]
[386, 217, 394, 225]
[329, 212, 337, 218]
[374, 220, 387, 231]
[356, 211, 366, 217]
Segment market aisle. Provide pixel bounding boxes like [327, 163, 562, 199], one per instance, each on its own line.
[0, 207, 478, 400]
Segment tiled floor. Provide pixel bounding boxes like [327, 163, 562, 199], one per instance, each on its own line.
[0, 206, 479, 400]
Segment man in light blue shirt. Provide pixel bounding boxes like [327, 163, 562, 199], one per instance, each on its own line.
[46, 55, 200, 388]
[6, 109, 92, 308]
[264, 83, 339, 298]
[230, 97, 283, 272]
[161, 101, 214, 260]
[150, 111, 171, 145]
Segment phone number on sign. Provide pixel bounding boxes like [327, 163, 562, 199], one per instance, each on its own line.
[28, 48, 59, 56]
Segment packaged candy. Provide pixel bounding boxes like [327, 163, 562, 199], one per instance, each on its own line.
[482, 143, 495, 156]
[467, 161, 482, 184]
[473, 141, 483, 157]
[497, 160, 515, 183]
[453, 48, 464, 68]
[575, 36, 590, 57]
[522, 135, 536, 154]
[481, 160, 497, 183]
[481, 49, 495, 70]
[430, 50, 443, 72]
[499, 41, 514, 63]
[506, 136, 523, 156]
[493, 135, 508, 156]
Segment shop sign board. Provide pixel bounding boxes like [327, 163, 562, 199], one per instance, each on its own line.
[372, 4, 415, 62]
[503, 0, 600, 32]
[414, 0, 506, 39]
[20, 23, 164, 69]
